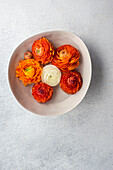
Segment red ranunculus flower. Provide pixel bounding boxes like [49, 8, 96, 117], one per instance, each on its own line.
[60, 71, 82, 94]
[32, 82, 53, 103]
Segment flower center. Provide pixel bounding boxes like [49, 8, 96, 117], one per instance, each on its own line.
[67, 76, 76, 86]
[35, 47, 44, 56]
[24, 66, 35, 78]
[59, 50, 67, 59]
[36, 87, 46, 96]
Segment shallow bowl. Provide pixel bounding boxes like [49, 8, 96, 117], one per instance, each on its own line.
[8, 31, 92, 116]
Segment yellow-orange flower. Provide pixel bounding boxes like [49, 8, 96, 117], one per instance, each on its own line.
[32, 37, 55, 65]
[16, 59, 42, 86]
[60, 71, 82, 94]
[32, 82, 53, 103]
[52, 45, 80, 71]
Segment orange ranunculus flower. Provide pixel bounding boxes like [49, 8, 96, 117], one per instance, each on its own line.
[52, 45, 80, 71]
[32, 37, 55, 65]
[16, 59, 42, 86]
[32, 82, 53, 103]
[60, 71, 82, 94]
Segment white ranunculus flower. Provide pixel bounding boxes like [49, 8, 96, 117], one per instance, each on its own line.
[41, 64, 61, 86]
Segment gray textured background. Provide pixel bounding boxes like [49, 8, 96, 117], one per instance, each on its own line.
[0, 0, 113, 170]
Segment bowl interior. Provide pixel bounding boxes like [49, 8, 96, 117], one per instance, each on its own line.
[8, 31, 91, 116]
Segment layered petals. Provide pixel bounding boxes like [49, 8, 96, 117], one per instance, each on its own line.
[32, 37, 55, 65]
[16, 59, 42, 86]
[32, 82, 53, 103]
[41, 64, 61, 87]
[60, 71, 82, 94]
[52, 45, 80, 71]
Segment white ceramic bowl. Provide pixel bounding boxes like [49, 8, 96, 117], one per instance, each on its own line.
[8, 31, 92, 116]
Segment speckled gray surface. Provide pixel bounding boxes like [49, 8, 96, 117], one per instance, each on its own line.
[0, 0, 113, 170]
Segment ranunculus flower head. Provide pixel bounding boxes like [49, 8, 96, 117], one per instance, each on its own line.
[32, 82, 53, 103]
[16, 59, 42, 86]
[41, 64, 61, 87]
[60, 71, 82, 94]
[52, 45, 80, 71]
[32, 37, 55, 65]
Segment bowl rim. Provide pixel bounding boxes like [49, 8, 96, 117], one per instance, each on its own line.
[7, 30, 92, 116]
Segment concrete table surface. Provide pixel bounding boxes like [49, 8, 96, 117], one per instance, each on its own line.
[0, 0, 113, 170]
